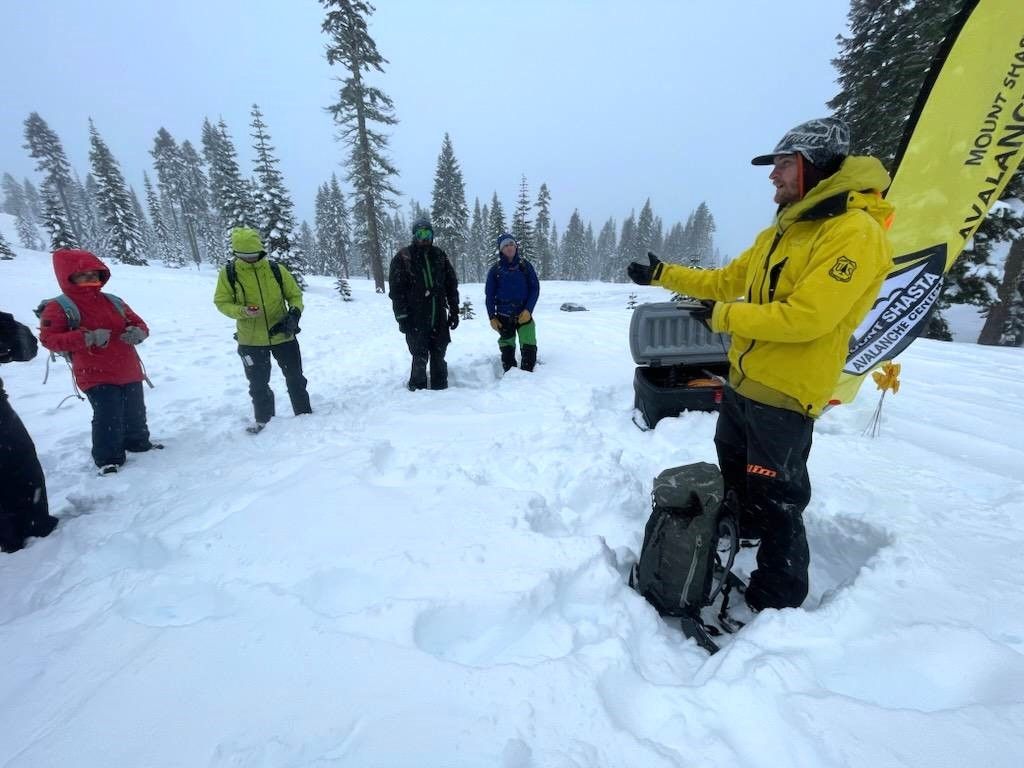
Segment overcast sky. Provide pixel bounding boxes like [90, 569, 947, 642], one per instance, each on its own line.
[2, 0, 851, 259]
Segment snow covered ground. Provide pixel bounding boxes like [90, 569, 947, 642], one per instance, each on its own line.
[2, 236, 1023, 767]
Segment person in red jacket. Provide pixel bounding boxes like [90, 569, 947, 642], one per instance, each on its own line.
[39, 249, 159, 475]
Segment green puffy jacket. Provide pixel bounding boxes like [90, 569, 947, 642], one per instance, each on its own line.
[213, 257, 304, 346]
[655, 156, 894, 417]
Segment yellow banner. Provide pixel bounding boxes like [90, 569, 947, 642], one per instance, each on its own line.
[831, 0, 1024, 406]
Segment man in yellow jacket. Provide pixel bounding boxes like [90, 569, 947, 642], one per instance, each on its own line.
[214, 227, 311, 434]
[628, 117, 894, 612]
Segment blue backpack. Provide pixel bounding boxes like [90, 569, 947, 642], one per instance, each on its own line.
[34, 293, 126, 361]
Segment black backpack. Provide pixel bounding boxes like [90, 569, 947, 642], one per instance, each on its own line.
[629, 462, 741, 653]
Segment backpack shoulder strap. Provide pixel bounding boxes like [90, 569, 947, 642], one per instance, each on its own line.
[101, 293, 127, 319]
[226, 260, 237, 292]
[268, 259, 285, 297]
[35, 294, 81, 330]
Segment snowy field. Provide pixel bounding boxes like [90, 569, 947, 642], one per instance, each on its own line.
[1, 235, 1023, 767]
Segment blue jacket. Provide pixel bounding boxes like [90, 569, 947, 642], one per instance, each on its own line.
[485, 253, 540, 318]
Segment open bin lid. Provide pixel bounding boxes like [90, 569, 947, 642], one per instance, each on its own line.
[629, 301, 730, 366]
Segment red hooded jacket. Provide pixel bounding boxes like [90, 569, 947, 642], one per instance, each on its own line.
[38, 249, 148, 391]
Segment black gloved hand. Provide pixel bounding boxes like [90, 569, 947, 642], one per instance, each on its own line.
[397, 319, 410, 334]
[627, 251, 665, 286]
[690, 300, 716, 333]
[269, 307, 302, 337]
[448, 311, 459, 331]
[283, 307, 301, 336]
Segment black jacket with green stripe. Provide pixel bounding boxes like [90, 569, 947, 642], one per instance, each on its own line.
[388, 243, 460, 334]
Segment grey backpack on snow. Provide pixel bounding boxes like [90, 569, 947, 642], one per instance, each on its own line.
[629, 462, 738, 619]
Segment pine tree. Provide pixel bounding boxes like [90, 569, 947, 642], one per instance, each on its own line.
[467, 197, 488, 282]
[329, 174, 352, 278]
[88, 119, 146, 265]
[202, 117, 256, 234]
[430, 132, 469, 278]
[152, 127, 201, 265]
[336, 275, 354, 301]
[690, 202, 717, 267]
[561, 210, 587, 280]
[596, 217, 618, 281]
[549, 221, 561, 278]
[22, 179, 42, 222]
[23, 112, 81, 246]
[250, 104, 306, 286]
[533, 183, 553, 280]
[39, 180, 76, 249]
[634, 200, 655, 265]
[616, 212, 637, 281]
[627, 293, 638, 310]
[459, 299, 474, 319]
[511, 175, 535, 260]
[143, 172, 180, 266]
[0, 231, 15, 259]
[487, 192, 506, 248]
[830, 0, 962, 168]
[299, 220, 317, 271]
[2, 173, 43, 249]
[829, 0, 1013, 338]
[129, 185, 155, 260]
[321, 0, 400, 293]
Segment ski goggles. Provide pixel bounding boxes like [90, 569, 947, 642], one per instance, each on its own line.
[414, 227, 433, 241]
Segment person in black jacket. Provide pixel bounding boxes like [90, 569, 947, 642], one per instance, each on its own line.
[0, 310, 58, 553]
[388, 218, 461, 390]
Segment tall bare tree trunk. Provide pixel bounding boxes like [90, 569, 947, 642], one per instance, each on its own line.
[978, 237, 1024, 345]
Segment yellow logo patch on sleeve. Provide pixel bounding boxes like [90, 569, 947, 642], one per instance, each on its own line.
[829, 256, 857, 282]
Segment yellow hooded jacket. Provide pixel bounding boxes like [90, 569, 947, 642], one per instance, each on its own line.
[654, 156, 894, 417]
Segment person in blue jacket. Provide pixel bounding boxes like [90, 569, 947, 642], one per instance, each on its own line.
[484, 233, 540, 372]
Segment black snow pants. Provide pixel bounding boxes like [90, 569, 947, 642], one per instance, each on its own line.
[85, 381, 152, 468]
[714, 388, 814, 611]
[405, 328, 449, 390]
[0, 393, 57, 552]
[238, 340, 312, 424]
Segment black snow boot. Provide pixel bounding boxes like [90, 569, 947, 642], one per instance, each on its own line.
[500, 346, 517, 372]
[520, 344, 537, 372]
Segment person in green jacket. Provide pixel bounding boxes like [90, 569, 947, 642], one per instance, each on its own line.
[628, 117, 894, 613]
[214, 227, 311, 434]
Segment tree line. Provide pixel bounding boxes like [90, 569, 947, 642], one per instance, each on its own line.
[3, 0, 1020, 345]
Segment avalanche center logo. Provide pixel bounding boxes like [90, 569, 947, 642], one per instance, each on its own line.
[829, 256, 856, 282]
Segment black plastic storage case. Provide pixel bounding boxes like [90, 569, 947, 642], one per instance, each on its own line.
[629, 302, 730, 429]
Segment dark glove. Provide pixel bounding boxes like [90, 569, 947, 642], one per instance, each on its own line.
[448, 311, 459, 331]
[119, 326, 148, 345]
[627, 251, 665, 286]
[690, 300, 716, 333]
[269, 307, 302, 337]
[397, 318, 410, 334]
[0, 312, 38, 363]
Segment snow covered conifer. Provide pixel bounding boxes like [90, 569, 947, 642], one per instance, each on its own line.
[596, 218, 618, 282]
[487, 192, 506, 249]
[561, 210, 587, 281]
[459, 299, 474, 320]
[2, 173, 43, 250]
[23, 112, 82, 244]
[0, 231, 14, 259]
[250, 104, 306, 287]
[511, 175, 535, 260]
[88, 119, 146, 265]
[430, 133, 469, 277]
[201, 118, 255, 232]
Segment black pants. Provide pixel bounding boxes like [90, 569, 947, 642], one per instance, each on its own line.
[0, 394, 57, 552]
[714, 388, 814, 610]
[85, 381, 152, 468]
[405, 330, 448, 390]
[238, 340, 311, 423]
